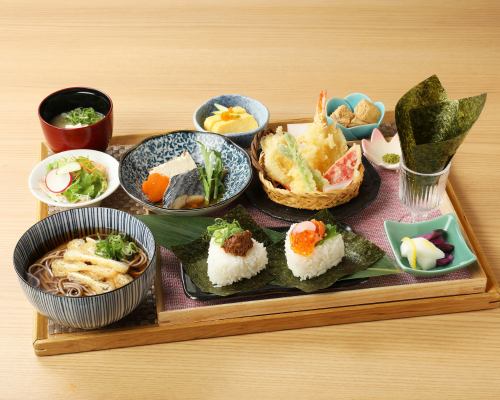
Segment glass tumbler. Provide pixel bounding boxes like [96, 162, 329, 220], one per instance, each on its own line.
[399, 159, 451, 222]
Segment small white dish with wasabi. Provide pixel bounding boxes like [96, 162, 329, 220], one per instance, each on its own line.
[29, 149, 119, 208]
[361, 128, 402, 170]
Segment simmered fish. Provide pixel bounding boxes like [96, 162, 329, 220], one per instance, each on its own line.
[163, 168, 206, 209]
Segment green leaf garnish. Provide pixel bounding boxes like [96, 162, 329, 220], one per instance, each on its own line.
[61, 156, 107, 203]
[47, 157, 71, 171]
[197, 141, 225, 204]
[63, 107, 103, 126]
[207, 218, 244, 246]
[317, 223, 338, 246]
[95, 234, 139, 261]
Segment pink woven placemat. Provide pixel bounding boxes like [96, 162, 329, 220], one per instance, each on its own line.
[44, 143, 474, 332]
[160, 167, 472, 311]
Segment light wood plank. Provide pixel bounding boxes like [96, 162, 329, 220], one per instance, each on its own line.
[2, 1, 500, 398]
[34, 290, 500, 357]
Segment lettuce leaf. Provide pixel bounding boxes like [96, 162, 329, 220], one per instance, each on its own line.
[47, 157, 71, 171]
[59, 157, 108, 203]
[317, 223, 338, 246]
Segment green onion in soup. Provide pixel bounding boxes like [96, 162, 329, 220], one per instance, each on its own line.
[51, 107, 104, 129]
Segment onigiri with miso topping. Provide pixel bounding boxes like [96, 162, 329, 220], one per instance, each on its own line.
[206, 219, 268, 287]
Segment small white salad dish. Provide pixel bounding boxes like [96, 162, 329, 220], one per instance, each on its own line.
[361, 128, 402, 170]
[29, 149, 119, 208]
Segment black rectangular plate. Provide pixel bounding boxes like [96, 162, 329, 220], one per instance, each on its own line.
[180, 266, 368, 300]
[179, 226, 368, 301]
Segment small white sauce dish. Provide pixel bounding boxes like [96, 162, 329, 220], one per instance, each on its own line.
[361, 128, 402, 170]
[29, 149, 119, 208]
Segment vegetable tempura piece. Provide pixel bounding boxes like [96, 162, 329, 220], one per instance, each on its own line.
[261, 127, 325, 193]
[260, 128, 293, 188]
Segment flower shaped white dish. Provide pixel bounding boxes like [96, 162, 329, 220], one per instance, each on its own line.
[361, 128, 402, 170]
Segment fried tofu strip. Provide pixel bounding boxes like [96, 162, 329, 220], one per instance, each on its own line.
[52, 259, 118, 279]
[67, 272, 115, 294]
[68, 237, 97, 254]
[67, 239, 86, 250]
[52, 259, 88, 277]
[113, 274, 133, 288]
[63, 249, 129, 273]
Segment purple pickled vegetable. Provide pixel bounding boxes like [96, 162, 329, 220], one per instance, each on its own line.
[417, 229, 455, 269]
[436, 253, 454, 266]
[431, 238, 455, 253]
[419, 229, 446, 241]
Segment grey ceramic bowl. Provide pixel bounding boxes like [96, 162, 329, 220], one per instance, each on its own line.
[193, 94, 269, 148]
[119, 131, 252, 216]
[13, 207, 157, 329]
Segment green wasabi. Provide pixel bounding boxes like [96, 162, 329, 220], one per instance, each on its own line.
[382, 153, 400, 164]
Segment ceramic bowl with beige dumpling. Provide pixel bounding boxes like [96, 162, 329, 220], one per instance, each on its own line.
[326, 93, 385, 140]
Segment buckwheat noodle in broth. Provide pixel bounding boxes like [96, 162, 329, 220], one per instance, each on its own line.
[26, 233, 148, 297]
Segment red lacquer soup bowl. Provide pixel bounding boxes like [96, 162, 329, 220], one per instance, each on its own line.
[38, 87, 113, 153]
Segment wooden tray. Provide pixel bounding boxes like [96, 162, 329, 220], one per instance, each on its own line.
[32, 115, 500, 356]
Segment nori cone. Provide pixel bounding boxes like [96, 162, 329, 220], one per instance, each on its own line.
[395, 75, 486, 173]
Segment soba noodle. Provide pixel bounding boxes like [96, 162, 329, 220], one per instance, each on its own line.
[27, 234, 148, 297]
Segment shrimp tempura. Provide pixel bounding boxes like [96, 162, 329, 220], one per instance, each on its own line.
[298, 91, 348, 174]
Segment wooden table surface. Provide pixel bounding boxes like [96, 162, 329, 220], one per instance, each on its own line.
[1, 1, 500, 398]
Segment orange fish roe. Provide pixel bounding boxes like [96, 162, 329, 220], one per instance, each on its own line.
[142, 173, 170, 202]
[290, 220, 326, 256]
[312, 219, 325, 237]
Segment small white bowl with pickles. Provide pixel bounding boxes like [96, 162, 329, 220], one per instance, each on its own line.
[193, 94, 269, 148]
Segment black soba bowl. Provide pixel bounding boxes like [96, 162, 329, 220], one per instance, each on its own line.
[13, 208, 156, 329]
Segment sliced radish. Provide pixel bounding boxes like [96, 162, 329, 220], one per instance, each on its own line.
[56, 161, 81, 174]
[45, 169, 72, 193]
[292, 221, 317, 234]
